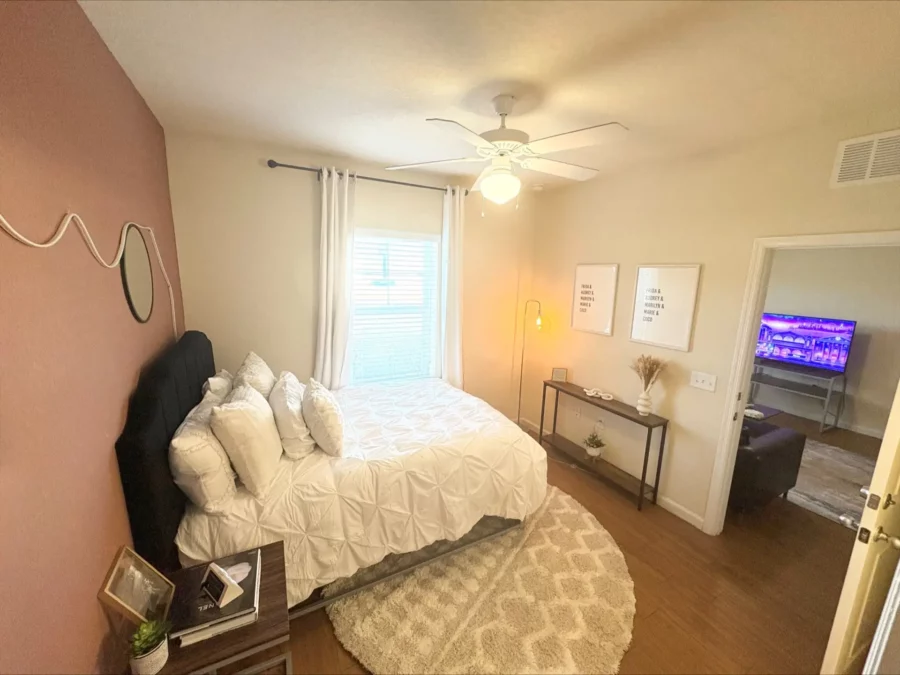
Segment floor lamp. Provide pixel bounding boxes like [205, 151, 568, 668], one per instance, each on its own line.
[517, 299, 542, 426]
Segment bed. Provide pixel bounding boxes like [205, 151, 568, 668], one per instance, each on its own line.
[115, 331, 548, 609]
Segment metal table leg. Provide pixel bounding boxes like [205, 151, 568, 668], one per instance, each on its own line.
[638, 428, 653, 510]
[835, 375, 847, 430]
[552, 389, 560, 435]
[538, 384, 547, 444]
[653, 423, 667, 505]
[822, 376, 836, 432]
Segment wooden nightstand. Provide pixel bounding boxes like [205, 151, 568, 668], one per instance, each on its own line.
[160, 542, 291, 675]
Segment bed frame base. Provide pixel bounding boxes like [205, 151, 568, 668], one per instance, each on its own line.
[287, 515, 523, 619]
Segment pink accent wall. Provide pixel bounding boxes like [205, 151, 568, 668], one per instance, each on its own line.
[0, 2, 184, 672]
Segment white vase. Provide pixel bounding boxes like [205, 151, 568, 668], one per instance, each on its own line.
[636, 388, 653, 416]
[130, 638, 168, 675]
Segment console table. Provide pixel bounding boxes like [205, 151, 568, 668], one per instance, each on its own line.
[749, 360, 846, 432]
[538, 380, 669, 510]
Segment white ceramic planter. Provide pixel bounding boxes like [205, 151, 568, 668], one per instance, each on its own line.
[636, 388, 653, 416]
[130, 637, 168, 675]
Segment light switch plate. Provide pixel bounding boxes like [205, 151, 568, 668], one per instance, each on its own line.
[690, 371, 717, 392]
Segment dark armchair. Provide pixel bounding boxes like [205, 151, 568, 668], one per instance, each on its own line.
[728, 419, 806, 512]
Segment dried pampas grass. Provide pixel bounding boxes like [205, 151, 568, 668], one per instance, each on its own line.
[631, 354, 666, 390]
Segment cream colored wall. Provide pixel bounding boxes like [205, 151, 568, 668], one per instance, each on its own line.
[758, 246, 900, 437]
[463, 195, 536, 419]
[355, 178, 444, 235]
[166, 131, 527, 416]
[166, 132, 448, 378]
[524, 111, 900, 526]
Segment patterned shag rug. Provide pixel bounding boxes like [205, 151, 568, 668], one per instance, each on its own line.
[325, 486, 636, 674]
[788, 437, 876, 524]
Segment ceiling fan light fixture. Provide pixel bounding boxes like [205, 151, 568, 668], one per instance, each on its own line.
[480, 167, 521, 205]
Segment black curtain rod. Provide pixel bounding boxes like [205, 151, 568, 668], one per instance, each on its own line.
[267, 159, 468, 195]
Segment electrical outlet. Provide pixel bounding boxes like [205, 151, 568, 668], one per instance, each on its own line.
[574, 407, 582, 419]
[690, 371, 717, 392]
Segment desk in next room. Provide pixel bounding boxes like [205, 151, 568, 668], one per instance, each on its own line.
[538, 380, 669, 510]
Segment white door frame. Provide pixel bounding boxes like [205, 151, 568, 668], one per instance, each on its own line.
[703, 229, 900, 535]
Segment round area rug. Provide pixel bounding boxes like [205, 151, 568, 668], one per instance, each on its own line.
[326, 486, 636, 674]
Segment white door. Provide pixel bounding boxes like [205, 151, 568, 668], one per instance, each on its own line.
[823, 379, 900, 674]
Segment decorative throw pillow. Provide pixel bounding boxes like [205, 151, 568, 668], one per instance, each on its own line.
[268, 371, 317, 460]
[210, 385, 283, 499]
[301, 378, 344, 457]
[233, 352, 277, 398]
[202, 369, 234, 399]
[169, 390, 236, 514]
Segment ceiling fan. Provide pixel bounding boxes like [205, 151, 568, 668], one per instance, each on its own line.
[386, 94, 628, 204]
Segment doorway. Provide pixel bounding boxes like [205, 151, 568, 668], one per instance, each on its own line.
[743, 246, 899, 526]
[704, 230, 900, 536]
[701, 230, 900, 673]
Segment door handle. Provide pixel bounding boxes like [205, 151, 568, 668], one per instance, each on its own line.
[840, 514, 860, 530]
[861, 486, 871, 499]
[875, 527, 900, 550]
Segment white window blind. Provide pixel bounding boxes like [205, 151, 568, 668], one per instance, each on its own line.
[348, 231, 441, 384]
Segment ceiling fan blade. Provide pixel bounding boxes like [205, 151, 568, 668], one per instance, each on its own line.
[470, 165, 494, 192]
[522, 157, 598, 181]
[386, 157, 485, 171]
[427, 118, 497, 151]
[524, 122, 628, 155]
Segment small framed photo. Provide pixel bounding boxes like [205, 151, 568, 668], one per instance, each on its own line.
[98, 546, 175, 624]
[551, 368, 568, 382]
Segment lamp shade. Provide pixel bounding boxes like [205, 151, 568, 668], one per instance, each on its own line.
[480, 167, 521, 205]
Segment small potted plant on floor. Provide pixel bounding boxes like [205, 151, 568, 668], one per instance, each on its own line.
[129, 619, 170, 675]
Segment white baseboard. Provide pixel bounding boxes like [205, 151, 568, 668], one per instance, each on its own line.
[518, 417, 539, 434]
[521, 417, 706, 530]
[658, 496, 705, 529]
[845, 422, 884, 440]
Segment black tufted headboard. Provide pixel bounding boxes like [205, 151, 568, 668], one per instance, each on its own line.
[115, 331, 215, 573]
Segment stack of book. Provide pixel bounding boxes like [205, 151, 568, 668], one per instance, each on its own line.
[168, 548, 261, 647]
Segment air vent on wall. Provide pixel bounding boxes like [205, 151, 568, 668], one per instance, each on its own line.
[831, 129, 900, 187]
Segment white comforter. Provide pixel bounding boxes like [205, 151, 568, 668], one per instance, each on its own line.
[175, 379, 547, 605]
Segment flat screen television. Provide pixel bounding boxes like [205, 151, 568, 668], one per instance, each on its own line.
[755, 313, 857, 373]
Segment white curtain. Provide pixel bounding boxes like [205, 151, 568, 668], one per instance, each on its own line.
[441, 186, 464, 388]
[313, 168, 355, 389]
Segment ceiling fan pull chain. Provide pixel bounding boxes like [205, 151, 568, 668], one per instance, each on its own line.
[481, 193, 486, 218]
[515, 193, 520, 211]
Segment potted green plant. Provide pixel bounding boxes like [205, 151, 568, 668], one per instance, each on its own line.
[584, 432, 605, 458]
[129, 619, 170, 675]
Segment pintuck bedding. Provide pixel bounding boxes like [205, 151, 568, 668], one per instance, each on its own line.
[175, 378, 548, 605]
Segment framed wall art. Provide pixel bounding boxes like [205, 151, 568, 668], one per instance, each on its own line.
[571, 263, 618, 336]
[630, 264, 701, 352]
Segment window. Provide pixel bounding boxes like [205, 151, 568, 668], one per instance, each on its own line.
[347, 231, 441, 384]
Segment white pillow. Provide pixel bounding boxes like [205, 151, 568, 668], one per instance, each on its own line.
[202, 369, 234, 399]
[210, 385, 283, 499]
[233, 352, 276, 398]
[169, 390, 236, 514]
[268, 371, 317, 460]
[301, 378, 344, 457]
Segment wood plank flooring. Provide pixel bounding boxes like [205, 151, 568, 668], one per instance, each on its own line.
[289, 450, 853, 674]
[769, 411, 883, 460]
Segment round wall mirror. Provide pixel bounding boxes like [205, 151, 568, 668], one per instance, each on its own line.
[120, 224, 154, 323]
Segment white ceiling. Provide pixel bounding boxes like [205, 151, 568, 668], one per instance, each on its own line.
[80, 0, 900, 185]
